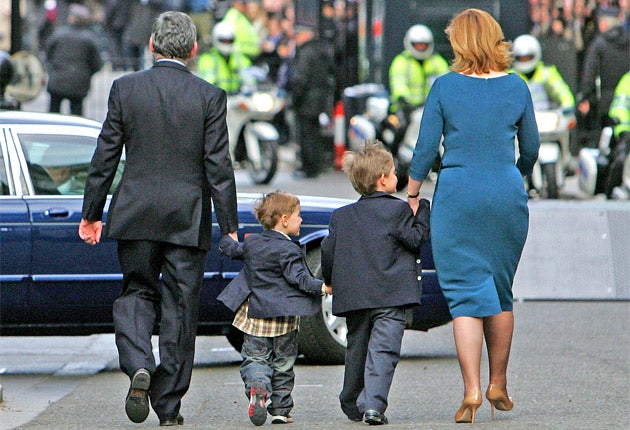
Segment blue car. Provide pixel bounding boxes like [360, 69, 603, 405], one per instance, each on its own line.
[0, 111, 451, 364]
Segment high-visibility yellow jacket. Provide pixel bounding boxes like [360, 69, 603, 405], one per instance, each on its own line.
[513, 62, 575, 111]
[221, 8, 260, 60]
[197, 48, 252, 94]
[388, 50, 449, 111]
[609, 71, 630, 138]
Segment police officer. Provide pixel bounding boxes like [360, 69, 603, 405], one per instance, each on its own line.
[196, 21, 253, 94]
[388, 25, 449, 120]
[605, 71, 630, 197]
[221, 0, 261, 61]
[577, 6, 630, 129]
[511, 34, 575, 113]
[609, 71, 630, 140]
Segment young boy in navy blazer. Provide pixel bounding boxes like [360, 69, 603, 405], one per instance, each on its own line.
[321, 141, 431, 425]
[218, 191, 330, 426]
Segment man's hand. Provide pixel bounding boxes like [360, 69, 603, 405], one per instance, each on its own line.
[79, 219, 102, 245]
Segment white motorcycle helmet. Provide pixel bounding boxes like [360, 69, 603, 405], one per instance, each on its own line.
[212, 21, 235, 56]
[404, 25, 434, 60]
[512, 34, 542, 74]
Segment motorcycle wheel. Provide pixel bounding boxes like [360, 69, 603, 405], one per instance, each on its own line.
[247, 140, 278, 184]
[395, 161, 409, 192]
[298, 246, 347, 365]
[604, 142, 627, 198]
[542, 163, 559, 199]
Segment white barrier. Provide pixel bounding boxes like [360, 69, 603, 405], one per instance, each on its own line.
[514, 200, 630, 300]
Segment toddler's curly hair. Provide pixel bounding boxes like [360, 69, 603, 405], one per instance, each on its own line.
[253, 190, 300, 230]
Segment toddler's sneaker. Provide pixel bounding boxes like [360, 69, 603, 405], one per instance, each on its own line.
[271, 415, 294, 424]
[248, 381, 268, 426]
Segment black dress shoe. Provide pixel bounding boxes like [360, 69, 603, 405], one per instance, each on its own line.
[364, 409, 388, 425]
[125, 368, 151, 423]
[160, 414, 184, 426]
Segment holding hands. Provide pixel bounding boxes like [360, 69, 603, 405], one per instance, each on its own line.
[322, 284, 333, 295]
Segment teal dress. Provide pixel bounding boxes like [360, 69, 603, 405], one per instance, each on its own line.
[409, 72, 539, 318]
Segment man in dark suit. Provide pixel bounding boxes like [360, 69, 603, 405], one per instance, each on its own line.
[45, 3, 102, 115]
[289, 25, 336, 178]
[78, 11, 239, 426]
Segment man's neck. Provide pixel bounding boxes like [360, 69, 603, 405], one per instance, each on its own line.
[155, 55, 187, 67]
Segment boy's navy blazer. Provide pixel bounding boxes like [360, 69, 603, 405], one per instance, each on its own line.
[217, 230, 322, 318]
[321, 192, 431, 316]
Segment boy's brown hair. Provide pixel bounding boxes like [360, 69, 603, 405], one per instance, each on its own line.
[342, 140, 395, 196]
[253, 190, 300, 230]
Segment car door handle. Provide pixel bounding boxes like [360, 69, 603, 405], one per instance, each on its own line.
[44, 208, 70, 218]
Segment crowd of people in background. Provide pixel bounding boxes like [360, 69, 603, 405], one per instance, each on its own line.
[527, 0, 629, 145]
[2, 0, 627, 162]
[10, 1, 355, 89]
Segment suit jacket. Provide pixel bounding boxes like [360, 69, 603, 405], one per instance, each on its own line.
[82, 60, 239, 250]
[46, 23, 103, 98]
[289, 37, 336, 118]
[217, 231, 322, 318]
[321, 192, 431, 316]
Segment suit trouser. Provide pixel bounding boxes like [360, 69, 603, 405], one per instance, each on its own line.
[114, 240, 206, 420]
[48, 91, 84, 116]
[339, 307, 406, 418]
[295, 113, 324, 177]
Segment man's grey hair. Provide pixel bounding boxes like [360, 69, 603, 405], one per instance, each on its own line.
[151, 11, 197, 61]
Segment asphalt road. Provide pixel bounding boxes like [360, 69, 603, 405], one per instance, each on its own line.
[1, 302, 628, 429]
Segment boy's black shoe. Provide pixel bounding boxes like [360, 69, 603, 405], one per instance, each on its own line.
[125, 368, 151, 423]
[248, 381, 268, 426]
[364, 409, 388, 425]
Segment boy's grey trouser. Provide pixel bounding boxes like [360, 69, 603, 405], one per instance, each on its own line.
[240, 330, 298, 417]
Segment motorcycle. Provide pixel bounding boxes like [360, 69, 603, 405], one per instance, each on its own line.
[526, 107, 576, 198]
[395, 102, 445, 185]
[520, 81, 577, 199]
[578, 119, 629, 199]
[226, 67, 284, 184]
[346, 84, 424, 191]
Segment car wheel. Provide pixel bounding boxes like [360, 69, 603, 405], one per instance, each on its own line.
[299, 246, 347, 365]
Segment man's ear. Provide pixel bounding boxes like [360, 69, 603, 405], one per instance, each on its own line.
[189, 41, 198, 59]
[149, 37, 155, 53]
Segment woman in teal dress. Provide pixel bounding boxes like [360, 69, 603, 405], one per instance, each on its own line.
[406, 9, 539, 424]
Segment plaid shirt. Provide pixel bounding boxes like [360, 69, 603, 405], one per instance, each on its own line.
[233, 301, 299, 337]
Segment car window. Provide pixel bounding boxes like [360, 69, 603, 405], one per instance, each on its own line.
[19, 133, 124, 196]
[0, 146, 9, 195]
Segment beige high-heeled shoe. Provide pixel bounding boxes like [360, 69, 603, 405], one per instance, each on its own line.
[454, 390, 482, 424]
[486, 384, 514, 417]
